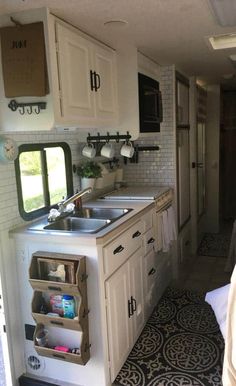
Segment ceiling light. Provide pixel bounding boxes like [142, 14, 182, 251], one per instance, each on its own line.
[208, 33, 236, 50]
[103, 20, 128, 29]
[209, 0, 236, 26]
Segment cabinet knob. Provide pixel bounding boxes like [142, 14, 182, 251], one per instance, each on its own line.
[147, 237, 155, 244]
[113, 245, 124, 255]
[132, 230, 141, 238]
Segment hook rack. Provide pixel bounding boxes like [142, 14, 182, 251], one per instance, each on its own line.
[8, 100, 47, 115]
[87, 131, 131, 144]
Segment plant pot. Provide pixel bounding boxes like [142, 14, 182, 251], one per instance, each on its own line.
[96, 172, 116, 189]
[81, 177, 96, 190]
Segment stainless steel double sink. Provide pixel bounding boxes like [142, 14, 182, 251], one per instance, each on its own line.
[28, 207, 133, 234]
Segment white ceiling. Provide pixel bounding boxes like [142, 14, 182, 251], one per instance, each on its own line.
[1, 0, 236, 86]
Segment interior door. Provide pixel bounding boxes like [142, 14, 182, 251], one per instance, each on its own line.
[56, 22, 95, 120]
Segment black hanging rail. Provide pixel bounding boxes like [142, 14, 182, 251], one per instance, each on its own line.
[87, 131, 131, 143]
[8, 99, 47, 115]
[137, 146, 159, 151]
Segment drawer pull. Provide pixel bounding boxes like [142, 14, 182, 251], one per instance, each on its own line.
[147, 237, 155, 244]
[132, 230, 141, 239]
[50, 320, 64, 326]
[131, 296, 137, 312]
[48, 286, 61, 291]
[148, 267, 156, 276]
[128, 299, 133, 318]
[113, 245, 124, 255]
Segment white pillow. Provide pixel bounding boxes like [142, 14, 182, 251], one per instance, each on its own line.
[205, 284, 230, 340]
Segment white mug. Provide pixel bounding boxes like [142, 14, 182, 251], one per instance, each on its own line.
[101, 142, 115, 158]
[120, 141, 134, 158]
[82, 143, 96, 159]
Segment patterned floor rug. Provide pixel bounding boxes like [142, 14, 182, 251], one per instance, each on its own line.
[197, 233, 231, 257]
[114, 287, 225, 386]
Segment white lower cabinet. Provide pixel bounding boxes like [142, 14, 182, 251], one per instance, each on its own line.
[105, 248, 144, 382]
[143, 248, 159, 318]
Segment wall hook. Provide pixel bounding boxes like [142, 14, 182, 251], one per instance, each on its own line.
[34, 105, 40, 114]
[19, 106, 25, 115]
[27, 106, 33, 115]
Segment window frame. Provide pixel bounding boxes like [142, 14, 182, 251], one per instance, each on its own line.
[15, 142, 73, 221]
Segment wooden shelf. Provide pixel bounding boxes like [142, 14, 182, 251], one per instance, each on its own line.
[29, 251, 90, 365]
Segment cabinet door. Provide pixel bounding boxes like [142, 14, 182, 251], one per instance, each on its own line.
[177, 80, 189, 126]
[105, 262, 131, 382]
[94, 45, 118, 122]
[129, 249, 144, 341]
[144, 249, 158, 318]
[56, 23, 95, 121]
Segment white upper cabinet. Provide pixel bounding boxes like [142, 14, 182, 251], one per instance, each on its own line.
[55, 21, 118, 128]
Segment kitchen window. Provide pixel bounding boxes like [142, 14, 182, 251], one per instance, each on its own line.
[15, 142, 73, 220]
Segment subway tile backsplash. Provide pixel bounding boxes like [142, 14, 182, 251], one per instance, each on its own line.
[123, 65, 176, 187]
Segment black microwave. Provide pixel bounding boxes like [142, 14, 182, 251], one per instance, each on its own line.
[138, 72, 163, 133]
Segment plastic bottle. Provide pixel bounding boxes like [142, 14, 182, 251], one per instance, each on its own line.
[62, 295, 75, 319]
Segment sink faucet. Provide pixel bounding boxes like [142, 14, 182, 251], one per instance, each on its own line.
[58, 187, 92, 214]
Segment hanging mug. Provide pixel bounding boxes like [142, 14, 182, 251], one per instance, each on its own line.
[120, 141, 134, 158]
[82, 143, 96, 158]
[101, 142, 115, 158]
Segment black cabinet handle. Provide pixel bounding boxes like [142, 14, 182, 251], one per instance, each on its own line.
[132, 230, 141, 239]
[95, 72, 101, 91]
[131, 296, 137, 313]
[147, 237, 155, 244]
[128, 299, 133, 318]
[90, 70, 96, 91]
[48, 286, 61, 291]
[148, 267, 156, 276]
[113, 245, 124, 255]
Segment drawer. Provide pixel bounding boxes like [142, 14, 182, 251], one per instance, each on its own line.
[103, 220, 143, 276]
[143, 228, 156, 255]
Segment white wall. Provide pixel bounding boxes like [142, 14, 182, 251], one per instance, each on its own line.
[205, 84, 220, 233]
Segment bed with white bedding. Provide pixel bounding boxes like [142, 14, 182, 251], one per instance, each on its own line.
[205, 265, 236, 386]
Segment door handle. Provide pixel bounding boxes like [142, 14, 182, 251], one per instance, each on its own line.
[90, 70, 96, 91]
[95, 72, 101, 91]
[132, 230, 141, 238]
[128, 299, 133, 318]
[131, 296, 137, 313]
[147, 237, 155, 244]
[113, 245, 124, 255]
[197, 162, 203, 168]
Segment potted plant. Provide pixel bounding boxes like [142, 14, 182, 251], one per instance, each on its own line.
[76, 161, 102, 190]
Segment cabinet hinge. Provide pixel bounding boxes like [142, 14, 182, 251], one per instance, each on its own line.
[55, 41, 59, 53]
[59, 89, 63, 100]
